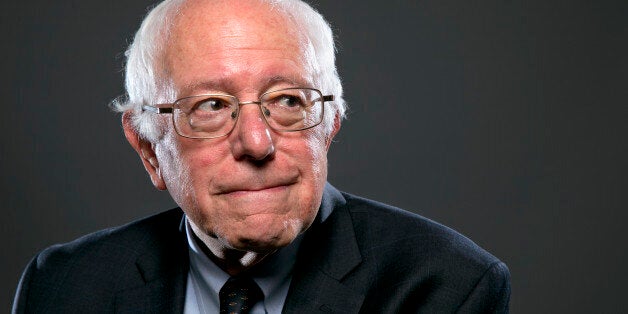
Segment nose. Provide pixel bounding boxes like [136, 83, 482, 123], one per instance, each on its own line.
[229, 103, 275, 161]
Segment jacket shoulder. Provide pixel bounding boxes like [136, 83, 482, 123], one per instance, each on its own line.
[342, 192, 500, 267]
[35, 208, 184, 267]
[339, 192, 510, 312]
[13, 208, 185, 313]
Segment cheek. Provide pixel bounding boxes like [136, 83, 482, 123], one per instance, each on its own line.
[155, 137, 194, 205]
[162, 136, 229, 182]
[301, 130, 329, 177]
[155, 133, 214, 209]
[160, 138, 236, 223]
[290, 133, 329, 230]
[284, 132, 328, 219]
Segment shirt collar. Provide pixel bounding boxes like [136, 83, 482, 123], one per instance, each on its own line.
[183, 182, 340, 312]
[185, 217, 303, 313]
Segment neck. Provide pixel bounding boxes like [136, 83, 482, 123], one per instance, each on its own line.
[188, 218, 273, 276]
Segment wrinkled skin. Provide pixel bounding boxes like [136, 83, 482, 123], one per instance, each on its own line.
[123, 0, 339, 270]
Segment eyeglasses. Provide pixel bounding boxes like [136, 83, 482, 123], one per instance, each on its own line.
[142, 87, 334, 139]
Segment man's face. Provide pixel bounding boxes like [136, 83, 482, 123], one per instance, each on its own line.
[133, 0, 336, 252]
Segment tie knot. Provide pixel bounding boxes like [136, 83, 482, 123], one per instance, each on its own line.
[219, 276, 263, 314]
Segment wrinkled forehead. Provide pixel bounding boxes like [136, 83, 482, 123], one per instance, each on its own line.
[161, 0, 315, 90]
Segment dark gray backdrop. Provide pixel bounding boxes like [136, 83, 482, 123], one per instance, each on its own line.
[2, 0, 626, 312]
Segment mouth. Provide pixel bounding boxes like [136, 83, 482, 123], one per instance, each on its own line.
[216, 180, 297, 197]
[224, 184, 289, 196]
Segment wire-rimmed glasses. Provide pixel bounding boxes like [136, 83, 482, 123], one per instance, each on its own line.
[142, 87, 334, 139]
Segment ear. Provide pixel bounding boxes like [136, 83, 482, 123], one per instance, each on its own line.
[325, 113, 342, 151]
[122, 112, 167, 190]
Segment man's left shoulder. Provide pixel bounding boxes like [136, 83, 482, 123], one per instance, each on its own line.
[337, 191, 510, 311]
[342, 191, 502, 267]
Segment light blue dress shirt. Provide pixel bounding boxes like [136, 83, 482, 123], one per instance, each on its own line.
[182, 186, 335, 313]
[183, 217, 303, 314]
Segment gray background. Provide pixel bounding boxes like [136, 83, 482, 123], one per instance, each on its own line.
[2, 0, 626, 312]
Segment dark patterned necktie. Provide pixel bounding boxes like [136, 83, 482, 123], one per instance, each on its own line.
[219, 276, 263, 314]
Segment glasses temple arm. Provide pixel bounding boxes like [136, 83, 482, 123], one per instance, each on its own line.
[313, 95, 334, 102]
[142, 105, 173, 114]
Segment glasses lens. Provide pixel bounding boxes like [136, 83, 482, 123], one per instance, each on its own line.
[173, 95, 238, 138]
[260, 88, 324, 131]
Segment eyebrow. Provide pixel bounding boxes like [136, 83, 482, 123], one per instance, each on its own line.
[180, 79, 234, 96]
[179, 75, 311, 97]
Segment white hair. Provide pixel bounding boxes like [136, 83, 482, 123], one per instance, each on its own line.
[113, 0, 346, 142]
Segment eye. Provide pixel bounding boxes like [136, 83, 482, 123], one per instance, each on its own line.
[196, 98, 228, 111]
[278, 95, 304, 108]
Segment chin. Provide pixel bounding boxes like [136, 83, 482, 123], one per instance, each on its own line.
[226, 217, 305, 252]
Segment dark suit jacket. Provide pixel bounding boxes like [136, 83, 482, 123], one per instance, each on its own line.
[13, 184, 510, 313]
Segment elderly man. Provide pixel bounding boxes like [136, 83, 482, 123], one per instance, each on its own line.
[13, 0, 510, 313]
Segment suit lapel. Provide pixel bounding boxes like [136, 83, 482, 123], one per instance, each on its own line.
[111, 187, 364, 313]
[283, 185, 365, 313]
[114, 211, 189, 314]
[114, 270, 187, 314]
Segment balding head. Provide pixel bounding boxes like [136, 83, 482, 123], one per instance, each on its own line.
[120, 0, 343, 259]
[115, 0, 345, 142]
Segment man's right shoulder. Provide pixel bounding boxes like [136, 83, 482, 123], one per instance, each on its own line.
[36, 208, 185, 263]
[13, 208, 186, 313]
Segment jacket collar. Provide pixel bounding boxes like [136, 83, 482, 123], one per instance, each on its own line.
[112, 183, 365, 313]
[114, 209, 189, 313]
[283, 183, 365, 313]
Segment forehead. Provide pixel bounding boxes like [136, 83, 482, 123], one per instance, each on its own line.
[164, 0, 312, 95]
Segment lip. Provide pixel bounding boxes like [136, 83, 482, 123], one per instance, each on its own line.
[225, 184, 289, 197]
[217, 182, 295, 197]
